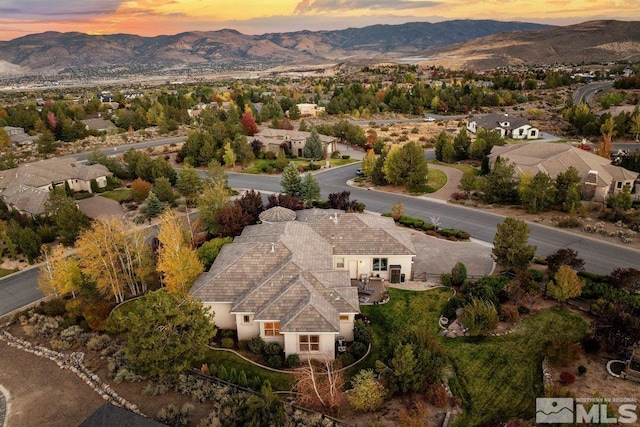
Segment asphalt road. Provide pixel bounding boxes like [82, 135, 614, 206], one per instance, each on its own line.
[0, 268, 40, 318]
[572, 81, 614, 105]
[230, 163, 640, 276]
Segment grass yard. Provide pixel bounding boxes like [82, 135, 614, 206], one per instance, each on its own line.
[359, 287, 452, 370]
[444, 308, 590, 426]
[100, 189, 132, 203]
[0, 267, 17, 278]
[205, 348, 294, 391]
[420, 168, 447, 193]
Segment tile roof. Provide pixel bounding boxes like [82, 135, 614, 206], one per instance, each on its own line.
[489, 141, 638, 187]
[190, 210, 412, 333]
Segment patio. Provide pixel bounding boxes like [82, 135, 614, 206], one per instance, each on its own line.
[352, 277, 387, 304]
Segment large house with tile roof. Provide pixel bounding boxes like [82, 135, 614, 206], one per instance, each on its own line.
[467, 113, 540, 139]
[0, 157, 111, 215]
[488, 141, 639, 203]
[253, 128, 337, 158]
[190, 208, 415, 360]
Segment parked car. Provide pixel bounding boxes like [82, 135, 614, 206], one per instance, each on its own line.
[355, 168, 364, 176]
[423, 116, 436, 122]
[576, 143, 592, 151]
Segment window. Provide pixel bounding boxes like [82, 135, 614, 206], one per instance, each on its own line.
[339, 314, 349, 321]
[617, 181, 623, 189]
[299, 335, 320, 352]
[336, 257, 345, 269]
[372, 258, 388, 272]
[264, 322, 280, 336]
[243, 315, 251, 323]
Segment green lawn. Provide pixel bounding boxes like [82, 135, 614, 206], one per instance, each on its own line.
[100, 189, 132, 203]
[421, 168, 447, 193]
[362, 288, 590, 425]
[241, 157, 358, 174]
[444, 309, 590, 426]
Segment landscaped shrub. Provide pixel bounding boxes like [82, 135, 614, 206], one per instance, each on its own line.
[339, 352, 355, 367]
[237, 340, 249, 351]
[528, 268, 544, 283]
[578, 365, 587, 376]
[422, 222, 437, 231]
[286, 354, 300, 368]
[342, 155, 351, 159]
[157, 403, 194, 427]
[354, 318, 373, 344]
[438, 228, 471, 240]
[49, 337, 71, 350]
[559, 371, 576, 386]
[426, 384, 448, 408]
[557, 216, 582, 228]
[350, 341, 368, 359]
[544, 338, 581, 367]
[248, 337, 265, 355]
[264, 342, 282, 356]
[267, 355, 283, 369]
[451, 262, 468, 286]
[59, 325, 83, 342]
[38, 298, 67, 317]
[221, 337, 234, 348]
[142, 381, 170, 396]
[442, 294, 466, 320]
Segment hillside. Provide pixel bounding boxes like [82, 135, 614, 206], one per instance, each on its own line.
[420, 20, 640, 69]
[0, 20, 548, 74]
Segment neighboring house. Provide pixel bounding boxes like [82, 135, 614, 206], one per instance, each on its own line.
[190, 208, 415, 360]
[3, 126, 39, 146]
[253, 128, 337, 157]
[81, 118, 117, 133]
[296, 103, 325, 117]
[0, 157, 112, 215]
[488, 141, 639, 203]
[467, 113, 540, 139]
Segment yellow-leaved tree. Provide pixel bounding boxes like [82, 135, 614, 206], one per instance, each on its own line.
[157, 210, 203, 294]
[38, 244, 82, 298]
[76, 216, 152, 303]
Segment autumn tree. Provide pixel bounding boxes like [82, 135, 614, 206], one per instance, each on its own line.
[156, 210, 204, 294]
[214, 204, 252, 237]
[114, 291, 216, 378]
[390, 200, 404, 220]
[545, 248, 585, 275]
[222, 141, 236, 168]
[241, 110, 259, 136]
[492, 217, 536, 271]
[348, 369, 387, 412]
[460, 298, 499, 336]
[234, 189, 263, 223]
[362, 149, 376, 177]
[76, 216, 152, 303]
[280, 162, 301, 197]
[38, 244, 82, 297]
[130, 178, 153, 203]
[0, 127, 10, 149]
[548, 265, 584, 304]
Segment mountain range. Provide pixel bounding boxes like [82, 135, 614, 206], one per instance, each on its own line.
[0, 19, 638, 75]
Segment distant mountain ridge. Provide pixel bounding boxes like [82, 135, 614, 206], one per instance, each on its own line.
[0, 20, 550, 74]
[421, 20, 640, 69]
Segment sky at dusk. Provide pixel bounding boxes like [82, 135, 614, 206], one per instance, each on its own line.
[1, 0, 638, 41]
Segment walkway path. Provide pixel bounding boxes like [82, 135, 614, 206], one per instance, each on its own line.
[425, 163, 463, 201]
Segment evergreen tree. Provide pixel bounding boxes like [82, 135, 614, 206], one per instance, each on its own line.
[384, 142, 428, 191]
[143, 192, 163, 218]
[303, 128, 324, 163]
[518, 171, 556, 213]
[482, 157, 518, 204]
[555, 166, 582, 212]
[492, 217, 536, 271]
[453, 128, 471, 160]
[153, 177, 176, 203]
[434, 130, 450, 162]
[177, 165, 203, 206]
[280, 162, 301, 197]
[299, 173, 321, 206]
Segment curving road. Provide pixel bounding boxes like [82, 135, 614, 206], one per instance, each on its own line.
[572, 81, 614, 105]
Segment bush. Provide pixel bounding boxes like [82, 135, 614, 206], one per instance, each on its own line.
[426, 384, 448, 408]
[264, 342, 282, 356]
[421, 222, 436, 231]
[237, 340, 250, 351]
[529, 268, 544, 283]
[157, 403, 194, 427]
[248, 337, 265, 355]
[559, 371, 576, 386]
[557, 216, 582, 228]
[286, 354, 300, 368]
[267, 355, 283, 369]
[438, 228, 471, 240]
[221, 337, 234, 348]
[86, 334, 112, 352]
[578, 365, 587, 376]
[350, 341, 368, 359]
[342, 155, 351, 159]
[354, 318, 373, 344]
[517, 306, 530, 315]
[339, 352, 355, 367]
[544, 338, 581, 367]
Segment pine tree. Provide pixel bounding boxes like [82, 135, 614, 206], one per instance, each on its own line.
[144, 192, 164, 218]
[492, 217, 536, 271]
[299, 173, 321, 206]
[280, 162, 301, 197]
[303, 128, 324, 163]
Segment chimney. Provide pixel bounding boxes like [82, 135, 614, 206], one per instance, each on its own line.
[270, 243, 275, 253]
